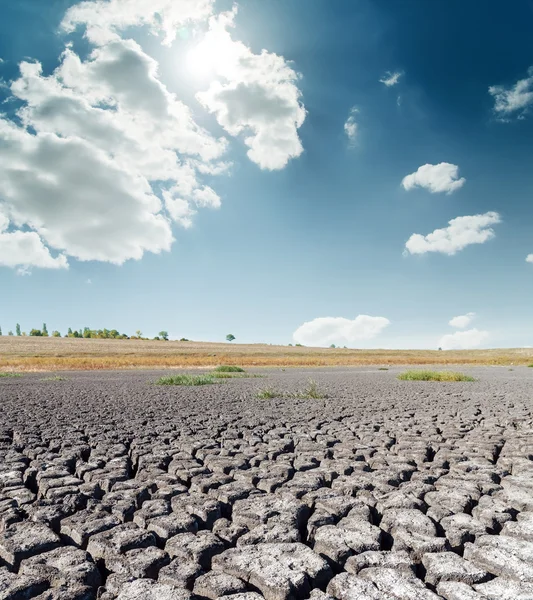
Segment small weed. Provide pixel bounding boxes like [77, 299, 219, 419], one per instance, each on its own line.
[156, 374, 217, 386]
[290, 380, 327, 399]
[378, 367, 389, 371]
[0, 372, 22, 378]
[256, 387, 279, 399]
[212, 372, 264, 379]
[528, 364, 533, 368]
[42, 375, 67, 381]
[214, 365, 245, 373]
[398, 370, 475, 382]
[257, 380, 326, 400]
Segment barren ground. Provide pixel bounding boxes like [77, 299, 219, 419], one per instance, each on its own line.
[1, 367, 533, 599]
[1, 337, 533, 370]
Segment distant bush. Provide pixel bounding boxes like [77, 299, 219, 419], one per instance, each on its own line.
[30, 329, 43, 336]
[180, 338, 190, 342]
[398, 370, 475, 382]
[214, 365, 245, 373]
[159, 331, 169, 341]
[226, 334, 236, 342]
[256, 387, 279, 399]
[52, 331, 61, 337]
[155, 374, 217, 386]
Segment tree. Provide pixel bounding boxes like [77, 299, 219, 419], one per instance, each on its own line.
[330, 344, 336, 348]
[226, 334, 236, 342]
[67, 327, 73, 336]
[52, 331, 61, 337]
[0, 326, 2, 335]
[42, 323, 48, 336]
[8, 331, 13, 336]
[30, 329, 43, 336]
[16, 323, 21, 336]
[135, 330, 142, 339]
[159, 331, 169, 341]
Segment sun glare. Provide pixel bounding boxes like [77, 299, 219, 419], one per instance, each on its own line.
[186, 34, 237, 79]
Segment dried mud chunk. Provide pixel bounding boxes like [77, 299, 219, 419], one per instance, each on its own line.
[313, 520, 382, 566]
[60, 510, 121, 548]
[158, 558, 204, 589]
[0, 521, 60, 568]
[422, 551, 490, 586]
[116, 578, 193, 600]
[0, 565, 50, 599]
[326, 572, 387, 600]
[436, 581, 485, 600]
[474, 577, 533, 599]
[380, 508, 437, 537]
[344, 550, 415, 575]
[359, 567, 441, 599]
[86, 523, 156, 563]
[464, 534, 533, 581]
[193, 571, 247, 599]
[105, 546, 170, 578]
[146, 513, 198, 543]
[392, 529, 448, 560]
[237, 523, 300, 546]
[212, 543, 332, 600]
[19, 546, 101, 590]
[232, 495, 309, 529]
[171, 494, 223, 528]
[165, 531, 225, 569]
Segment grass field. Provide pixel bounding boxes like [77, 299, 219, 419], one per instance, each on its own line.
[1, 337, 532, 371]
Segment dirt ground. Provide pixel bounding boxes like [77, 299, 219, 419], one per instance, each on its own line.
[1, 366, 533, 598]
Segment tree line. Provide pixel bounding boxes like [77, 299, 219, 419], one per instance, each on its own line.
[0, 325, 237, 342]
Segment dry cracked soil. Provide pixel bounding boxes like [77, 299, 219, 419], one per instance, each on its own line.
[1, 366, 533, 600]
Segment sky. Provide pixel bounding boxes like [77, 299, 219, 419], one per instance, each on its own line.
[1, 0, 533, 349]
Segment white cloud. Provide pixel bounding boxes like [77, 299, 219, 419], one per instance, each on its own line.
[526, 254, 533, 263]
[293, 315, 390, 347]
[344, 107, 358, 146]
[405, 212, 501, 256]
[489, 67, 533, 119]
[439, 328, 489, 350]
[402, 163, 465, 194]
[449, 312, 475, 329]
[194, 8, 306, 170]
[380, 71, 402, 87]
[62, 0, 215, 46]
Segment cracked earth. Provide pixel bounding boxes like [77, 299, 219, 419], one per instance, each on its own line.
[1, 367, 533, 600]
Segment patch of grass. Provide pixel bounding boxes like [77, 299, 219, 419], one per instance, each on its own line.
[398, 370, 475, 382]
[378, 367, 389, 371]
[290, 380, 327, 399]
[528, 364, 533, 368]
[214, 365, 245, 373]
[257, 380, 326, 400]
[0, 372, 22, 378]
[155, 374, 217, 386]
[256, 387, 280, 399]
[42, 375, 67, 381]
[212, 372, 264, 379]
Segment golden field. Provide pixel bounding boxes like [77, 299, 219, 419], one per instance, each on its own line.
[1, 337, 532, 371]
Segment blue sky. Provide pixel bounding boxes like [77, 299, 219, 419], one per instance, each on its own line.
[1, 0, 533, 348]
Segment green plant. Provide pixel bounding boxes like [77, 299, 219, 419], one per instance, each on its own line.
[256, 387, 279, 399]
[290, 380, 327, 399]
[528, 364, 533, 368]
[30, 329, 43, 336]
[159, 331, 169, 341]
[214, 365, 245, 373]
[42, 323, 48, 337]
[42, 375, 67, 381]
[398, 370, 475, 382]
[16, 323, 21, 336]
[52, 331, 61, 337]
[226, 334, 236, 342]
[8, 331, 13, 336]
[378, 367, 389, 371]
[155, 374, 217, 386]
[0, 372, 22, 378]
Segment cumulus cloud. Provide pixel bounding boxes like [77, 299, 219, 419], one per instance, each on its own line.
[344, 107, 359, 146]
[402, 163, 465, 194]
[194, 8, 306, 170]
[449, 312, 475, 329]
[293, 315, 390, 347]
[489, 67, 533, 119]
[62, 0, 215, 46]
[526, 254, 533, 263]
[405, 212, 501, 256]
[439, 328, 489, 350]
[380, 71, 402, 87]
[1, 0, 305, 271]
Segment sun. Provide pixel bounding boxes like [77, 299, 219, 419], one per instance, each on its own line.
[185, 33, 237, 80]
